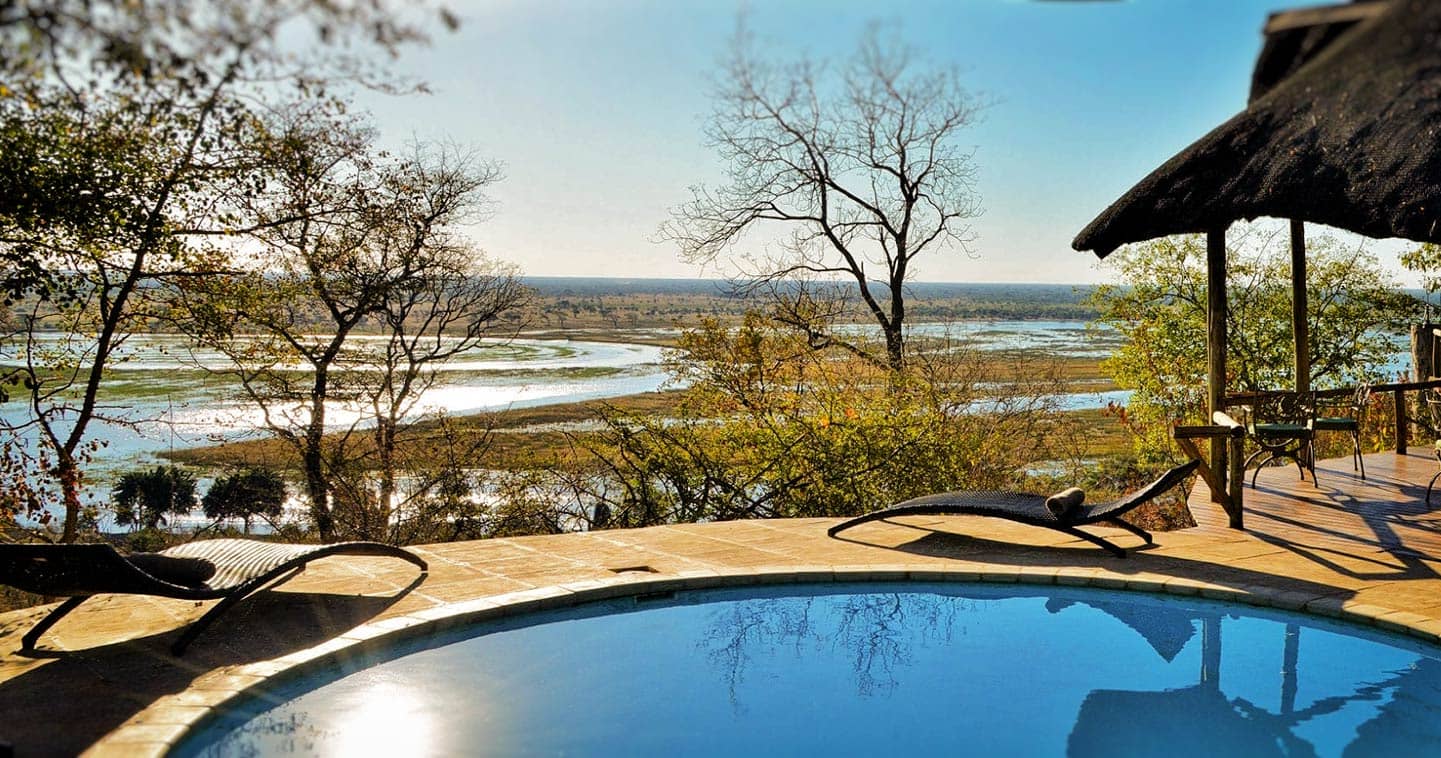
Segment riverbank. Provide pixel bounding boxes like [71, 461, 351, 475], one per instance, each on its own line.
[167, 354, 1130, 473]
[167, 390, 692, 470]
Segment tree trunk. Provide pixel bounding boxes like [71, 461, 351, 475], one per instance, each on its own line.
[304, 370, 333, 542]
[884, 325, 905, 373]
[302, 435, 331, 541]
[375, 418, 397, 543]
[57, 453, 81, 543]
[885, 277, 906, 372]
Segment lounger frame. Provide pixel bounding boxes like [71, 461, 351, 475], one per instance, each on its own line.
[827, 460, 1200, 558]
[0, 539, 427, 655]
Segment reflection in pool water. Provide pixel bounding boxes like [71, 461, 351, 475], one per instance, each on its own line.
[177, 585, 1441, 757]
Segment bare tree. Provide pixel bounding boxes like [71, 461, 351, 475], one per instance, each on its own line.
[346, 216, 529, 543]
[663, 24, 985, 371]
[182, 125, 518, 542]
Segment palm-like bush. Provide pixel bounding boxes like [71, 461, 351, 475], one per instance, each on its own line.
[112, 465, 198, 530]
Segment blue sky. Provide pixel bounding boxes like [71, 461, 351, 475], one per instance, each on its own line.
[357, 1, 1406, 284]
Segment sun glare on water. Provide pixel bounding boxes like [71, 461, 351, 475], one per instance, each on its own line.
[325, 679, 442, 757]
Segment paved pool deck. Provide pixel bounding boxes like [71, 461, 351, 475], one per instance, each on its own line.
[5, 450, 1441, 756]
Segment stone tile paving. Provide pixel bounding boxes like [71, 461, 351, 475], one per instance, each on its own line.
[3, 452, 1441, 754]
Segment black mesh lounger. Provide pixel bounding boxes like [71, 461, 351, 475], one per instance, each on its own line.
[827, 460, 1200, 558]
[0, 538, 428, 655]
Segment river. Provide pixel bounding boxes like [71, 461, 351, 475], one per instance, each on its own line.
[0, 320, 1411, 527]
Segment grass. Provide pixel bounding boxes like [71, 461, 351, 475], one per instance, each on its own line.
[170, 384, 1138, 474]
[1066, 407, 1132, 454]
[163, 351, 1127, 473]
[166, 390, 692, 470]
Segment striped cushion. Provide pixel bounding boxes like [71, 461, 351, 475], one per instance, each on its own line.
[127, 553, 216, 587]
[158, 539, 329, 591]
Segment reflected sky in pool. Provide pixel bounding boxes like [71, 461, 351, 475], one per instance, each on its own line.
[180, 583, 1441, 757]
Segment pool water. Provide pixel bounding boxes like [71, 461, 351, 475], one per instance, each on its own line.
[178, 583, 1441, 757]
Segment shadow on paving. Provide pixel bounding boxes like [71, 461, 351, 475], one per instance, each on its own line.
[0, 580, 420, 758]
[836, 523, 1432, 596]
[1227, 476, 1441, 581]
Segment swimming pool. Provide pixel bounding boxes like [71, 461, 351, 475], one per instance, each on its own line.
[177, 583, 1441, 756]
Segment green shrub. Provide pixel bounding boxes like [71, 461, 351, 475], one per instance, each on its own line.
[203, 467, 286, 532]
[112, 465, 198, 530]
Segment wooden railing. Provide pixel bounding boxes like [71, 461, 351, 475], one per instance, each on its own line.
[1174, 412, 1245, 529]
[1173, 378, 1441, 530]
[1224, 377, 1441, 454]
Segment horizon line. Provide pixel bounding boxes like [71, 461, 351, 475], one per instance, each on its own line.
[519, 275, 1106, 286]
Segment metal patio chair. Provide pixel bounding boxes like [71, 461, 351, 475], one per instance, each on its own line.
[1243, 391, 1317, 488]
[1314, 384, 1370, 479]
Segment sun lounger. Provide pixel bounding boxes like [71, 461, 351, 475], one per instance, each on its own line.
[0, 538, 427, 655]
[826, 460, 1199, 558]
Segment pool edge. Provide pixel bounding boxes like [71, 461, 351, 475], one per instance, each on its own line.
[85, 561, 1441, 757]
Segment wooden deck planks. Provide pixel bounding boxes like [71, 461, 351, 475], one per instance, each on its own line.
[1189, 449, 1441, 559]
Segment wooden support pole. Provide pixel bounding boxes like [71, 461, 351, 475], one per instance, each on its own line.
[1413, 325, 1438, 451]
[1201, 615, 1222, 687]
[1207, 227, 1229, 499]
[1290, 219, 1310, 394]
[1433, 325, 1441, 379]
[1395, 388, 1409, 454]
[1176, 431, 1244, 529]
[1411, 324, 1434, 382]
[1228, 431, 1244, 529]
[1281, 623, 1300, 715]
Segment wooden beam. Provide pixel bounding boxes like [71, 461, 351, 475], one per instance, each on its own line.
[1174, 412, 1246, 528]
[1264, 2, 1386, 34]
[1291, 220, 1310, 394]
[1174, 413, 1245, 440]
[1176, 437, 1222, 492]
[1174, 426, 1239, 439]
[1174, 415, 1245, 529]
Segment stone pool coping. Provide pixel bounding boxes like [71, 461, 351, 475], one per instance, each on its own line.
[0, 451, 1428, 754]
[86, 546, 1441, 757]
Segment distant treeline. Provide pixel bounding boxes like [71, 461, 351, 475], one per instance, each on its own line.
[522, 277, 1103, 323]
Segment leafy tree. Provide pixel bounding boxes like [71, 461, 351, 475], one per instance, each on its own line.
[202, 467, 287, 533]
[1401, 242, 1441, 304]
[662, 23, 986, 371]
[545, 312, 1068, 528]
[0, 0, 450, 303]
[0, 1, 452, 91]
[0, 84, 231, 539]
[0, 0, 453, 542]
[1092, 230, 1417, 458]
[113, 465, 197, 530]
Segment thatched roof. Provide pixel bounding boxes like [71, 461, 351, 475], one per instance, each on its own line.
[1249, 1, 1385, 100]
[1073, 0, 1441, 258]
